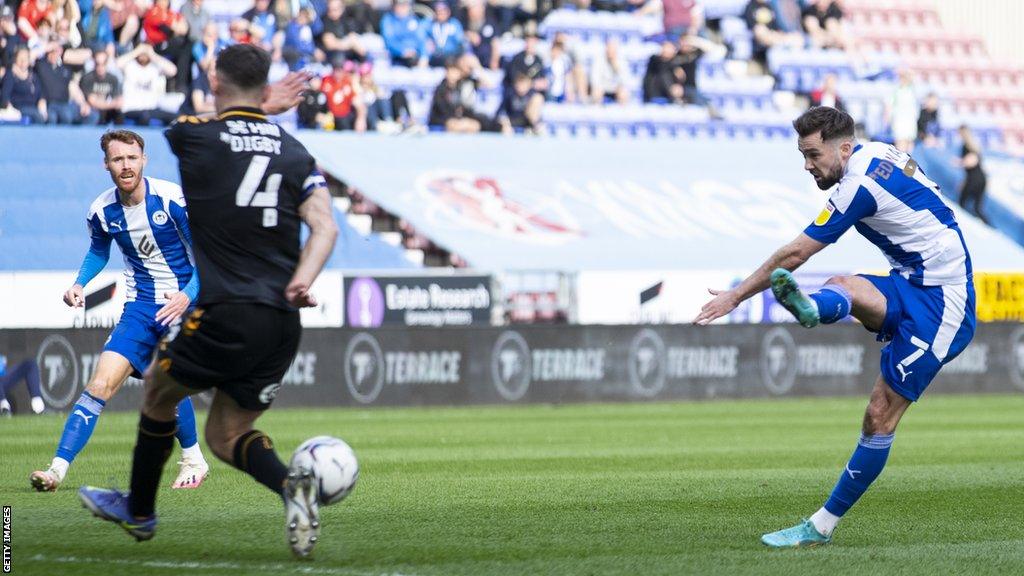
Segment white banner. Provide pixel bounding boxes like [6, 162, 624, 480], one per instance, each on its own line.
[0, 270, 344, 328]
[577, 271, 738, 325]
[0, 271, 126, 328]
[576, 269, 862, 325]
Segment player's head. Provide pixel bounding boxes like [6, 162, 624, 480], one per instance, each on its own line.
[793, 106, 855, 190]
[210, 44, 271, 110]
[101, 130, 147, 195]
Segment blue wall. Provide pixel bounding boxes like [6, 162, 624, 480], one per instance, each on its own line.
[0, 126, 414, 271]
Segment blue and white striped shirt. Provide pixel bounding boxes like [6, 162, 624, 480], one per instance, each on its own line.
[83, 177, 196, 303]
[804, 142, 972, 287]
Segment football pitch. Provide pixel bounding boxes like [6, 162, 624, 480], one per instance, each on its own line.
[3, 394, 1023, 576]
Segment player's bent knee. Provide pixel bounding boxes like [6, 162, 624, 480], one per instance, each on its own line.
[204, 422, 237, 463]
[85, 377, 122, 401]
[824, 275, 856, 292]
[141, 374, 184, 420]
[862, 402, 897, 435]
[206, 438, 234, 464]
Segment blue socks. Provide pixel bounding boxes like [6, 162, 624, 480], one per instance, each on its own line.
[824, 432, 895, 516]
[55, 393, 200, 464]
[175, 397, 199, 449]
[56, 392, 106, 463]
[810, 285, 852, 324]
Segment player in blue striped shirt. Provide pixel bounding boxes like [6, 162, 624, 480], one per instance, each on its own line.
[696, 106, 975, 547]
[30, 130, 210, 492]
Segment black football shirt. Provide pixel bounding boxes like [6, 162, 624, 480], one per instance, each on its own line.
[165, 107, 327, 310]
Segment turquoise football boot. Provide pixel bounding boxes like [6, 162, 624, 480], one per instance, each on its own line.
[770, 268, 820, 328]
[761, 519, 831, 548]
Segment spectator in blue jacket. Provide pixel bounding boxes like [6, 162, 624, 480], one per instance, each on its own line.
[79, 0, 115, 52]
[242, 0, 278, 47]
[191, 21, 228, 76]
[427, 1, 464, 67]
[280, 6, 326, 71]
[381, 0, 427, 68]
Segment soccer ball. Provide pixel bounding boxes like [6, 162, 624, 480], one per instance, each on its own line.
[290, 436, 359, 505]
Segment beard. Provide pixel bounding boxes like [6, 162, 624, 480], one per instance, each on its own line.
[115, 172, 141, 194]
[813, 165, 842, 190]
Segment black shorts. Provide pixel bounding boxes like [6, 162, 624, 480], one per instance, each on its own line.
[157, 303, 301, 411]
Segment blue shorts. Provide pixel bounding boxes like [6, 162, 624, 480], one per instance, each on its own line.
[104, 302, 172, 378]
[860, 271, 976, 402]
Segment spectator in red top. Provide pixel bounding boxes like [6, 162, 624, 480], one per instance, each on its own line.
[228, 18, 253, 46]
[142, 0, 190, 93]
[321, 58, 366, 132]
[809, 73, 846, 113]
[641, 0, 704, 40]
[18, 0, 55, 41]
[142, 0, 178, 45]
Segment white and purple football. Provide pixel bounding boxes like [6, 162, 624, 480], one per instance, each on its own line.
[290, 436, 359, 505]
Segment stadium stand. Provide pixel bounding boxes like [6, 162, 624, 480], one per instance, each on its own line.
[0, 126, 418, 270]
[2, 0, 1021, 148]
[3, 1, 1024, 282]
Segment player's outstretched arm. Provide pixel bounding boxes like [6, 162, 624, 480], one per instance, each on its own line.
[694, 233, 825, 325]
[65, 224, 113, 307]
[261, 71, 313, 116]
[286, 187, 339, 308]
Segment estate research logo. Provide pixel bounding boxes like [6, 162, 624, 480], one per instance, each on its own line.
[1010, 326, 1024, 391]
[628, 329, 666, 397]
[347, 277, 385, 328]
[491, 331, 531, 401]
[35, 334, 80, 409]
[761, 327, 798, 395]
[344, 333, 385, 404]
[258, 383, 282, 404]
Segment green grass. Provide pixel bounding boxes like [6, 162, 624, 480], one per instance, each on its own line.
[3, 394, 1024, 575]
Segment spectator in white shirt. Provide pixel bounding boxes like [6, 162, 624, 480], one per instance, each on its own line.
[116, 42, 177, 125]
[589, 38, 629, 105]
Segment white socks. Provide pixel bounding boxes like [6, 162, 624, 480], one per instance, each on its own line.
[181, 443, 206, 463]
[49, 457, 70, 481]
[0, 397, 45, 414]
[810, 507, 840, 537]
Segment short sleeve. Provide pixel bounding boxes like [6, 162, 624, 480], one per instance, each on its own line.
[164, 115, 200, 156]
[87, 211, 110, 241]
[803, 178, 878, 244]
[301, 164, 327, 203]
[164, 119, 187, 156]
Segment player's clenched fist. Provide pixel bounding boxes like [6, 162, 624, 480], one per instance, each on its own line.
[63, 284, 85, 307]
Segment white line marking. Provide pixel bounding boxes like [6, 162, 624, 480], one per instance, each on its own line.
[28, 554, 418, 576]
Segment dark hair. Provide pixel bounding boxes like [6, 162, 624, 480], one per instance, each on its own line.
[792, 106, 855, 141]
[100, 130, 145, 156]
[215, 44, 271, 93]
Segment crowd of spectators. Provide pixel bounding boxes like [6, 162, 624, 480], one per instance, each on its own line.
[0, 0, 996, 162]
[0, 0, 857, 133]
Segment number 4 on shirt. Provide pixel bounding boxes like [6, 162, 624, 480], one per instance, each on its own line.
[236, 155, 280, 227]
